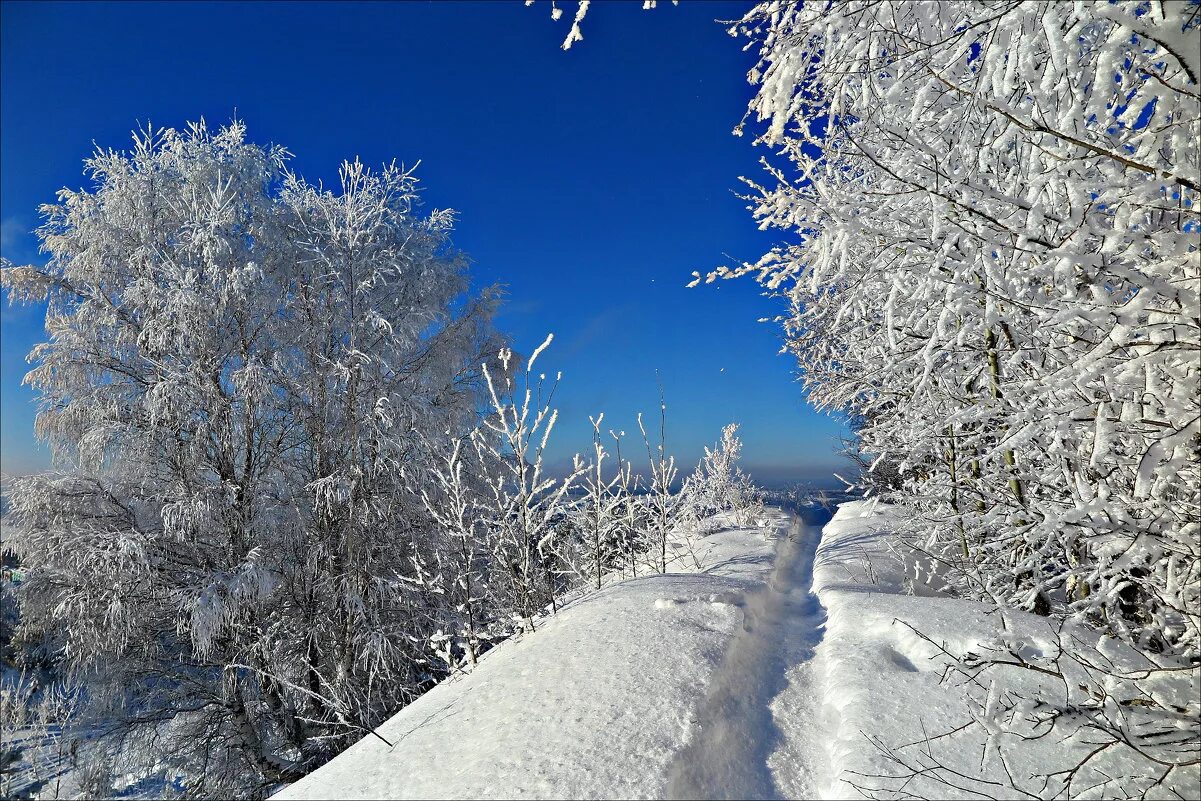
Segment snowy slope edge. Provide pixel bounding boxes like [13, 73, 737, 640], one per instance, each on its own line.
[812, 501, 1200, 800]
[272, 510, 804, 800]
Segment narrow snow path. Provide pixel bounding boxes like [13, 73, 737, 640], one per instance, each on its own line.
[665, 512, 828, 801]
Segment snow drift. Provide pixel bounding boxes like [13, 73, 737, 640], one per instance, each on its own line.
[812, 501, 1199, 800]
[275, 502, 1199, 800]
[274, 509, 827, 800]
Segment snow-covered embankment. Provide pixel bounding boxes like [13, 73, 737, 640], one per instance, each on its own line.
[810, 501, 1200, 800]
[274, 508, 826, 800]
[276, 501, 1199, 800]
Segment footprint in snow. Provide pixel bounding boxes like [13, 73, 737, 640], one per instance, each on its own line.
[654, 592, 742, 610]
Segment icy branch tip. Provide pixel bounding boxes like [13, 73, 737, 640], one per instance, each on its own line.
[528, 333, 554, 371]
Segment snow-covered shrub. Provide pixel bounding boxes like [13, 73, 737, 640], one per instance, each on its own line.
[471, 335, 584, 631]
[680, 423, 762, 529]
[419, 435, 493, 668]
[1, 120, 501, 796]
[638, 401, 687, 574]
[575, 414, 629, 589]
[417, 336, 737, 667]
[605, 429, 652, 578]
[0, 575, 18, 669]
[0, 673, 81, 800]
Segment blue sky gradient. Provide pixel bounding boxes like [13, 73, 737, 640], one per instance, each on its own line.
[0, 0, 851, 486]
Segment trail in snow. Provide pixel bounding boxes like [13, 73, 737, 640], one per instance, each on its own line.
[665, 510, 829, 801]
[274, 509, 827, 801]
[272, 504, 1201, 801]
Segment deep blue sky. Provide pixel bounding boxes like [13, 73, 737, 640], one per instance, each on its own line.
[1, 0, 850, 487]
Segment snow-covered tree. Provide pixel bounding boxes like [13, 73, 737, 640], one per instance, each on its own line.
[472, 335, 585, 631]
[697, 0, 1200, 657]
[576, 414, 627, 589]
[1, 119, 500, 796]
[681, 423, 761, 529]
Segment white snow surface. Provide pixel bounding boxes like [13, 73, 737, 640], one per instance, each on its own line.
[275, 508, 829, 800]
[812, 501, 1200, 800]
[276, 502, 1199, 800]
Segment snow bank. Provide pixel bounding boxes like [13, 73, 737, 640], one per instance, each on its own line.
[275, 502, 1198, 800]
[274, 511, 797, 800]
[812, 501, 1200, 800]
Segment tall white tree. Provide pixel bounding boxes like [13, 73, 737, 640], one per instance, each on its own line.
[1, 119, 500, 796]
[700, 0, 1198, 654]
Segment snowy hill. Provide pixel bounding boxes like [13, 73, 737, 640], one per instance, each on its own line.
[274, 503, 1199, 800]
[274, 507, 828, 799]
[812, 505, 1199, 800]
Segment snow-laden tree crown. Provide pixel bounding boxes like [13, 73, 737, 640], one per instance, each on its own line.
[701, 0, 1198, 656]
[1, 119, 504, 795]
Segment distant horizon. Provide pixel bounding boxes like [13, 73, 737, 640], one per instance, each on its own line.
[0, 460, 854, 493]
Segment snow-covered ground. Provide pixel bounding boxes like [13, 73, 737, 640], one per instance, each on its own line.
[275, 502, 1199, 800]
[274, 507, 830, 800]
[812, 502, 1199, 800]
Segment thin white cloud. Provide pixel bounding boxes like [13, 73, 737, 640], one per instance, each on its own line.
[0, 216, 37, 264]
